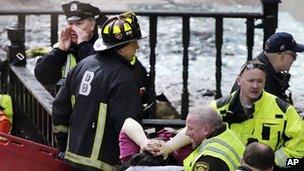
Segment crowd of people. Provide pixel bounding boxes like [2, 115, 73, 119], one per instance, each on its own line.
[25, 1, 304, 170]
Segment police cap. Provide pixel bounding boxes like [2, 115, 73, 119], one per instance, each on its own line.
[265, 32, 304, 53]
[62, 1, 100, 21]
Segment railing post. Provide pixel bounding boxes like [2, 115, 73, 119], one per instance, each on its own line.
[246, 18, 254, 61]
[7, 23, 26, 66]
[17, 14, 25, 26]
[51, 14, 59, 46]
[149, 15, 157, 118]
[181, 16, 190, 120]
[215, 17, 223, 99]
[261, 0, 281, 47]
[0, 60, 9, 93]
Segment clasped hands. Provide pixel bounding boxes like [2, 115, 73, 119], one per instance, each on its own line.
[140, 139, 172, 159]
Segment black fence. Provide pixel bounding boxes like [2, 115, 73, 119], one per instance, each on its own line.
[0, 0, 280, 145]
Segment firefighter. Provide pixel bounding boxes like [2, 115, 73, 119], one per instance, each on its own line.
[34, 1, 153, 113]
[34, 1, 107, 85]
[52, 11, 149, 170]
[231, 32, 304, 104]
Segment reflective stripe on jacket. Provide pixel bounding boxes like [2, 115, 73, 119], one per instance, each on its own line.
[62, 53, 77, 78]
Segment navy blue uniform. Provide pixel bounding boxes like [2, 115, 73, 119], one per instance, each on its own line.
[52, 51, 143, 170]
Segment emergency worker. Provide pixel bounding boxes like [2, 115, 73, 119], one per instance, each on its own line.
[231, 32, 304, 104]
[236, 142, 274, 171]
[145, 61, 304, 170]
[211, 60, 304, 169]
[52, 11, 149, 170]
[144, 107, 245, 171]
[34, 1, 107, 85]
[183, 107, 245, 171]
[34, 1, 153, 111]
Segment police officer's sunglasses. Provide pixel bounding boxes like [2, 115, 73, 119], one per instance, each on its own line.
[239, 62, 266, 76]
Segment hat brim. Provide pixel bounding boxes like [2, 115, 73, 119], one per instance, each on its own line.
[94, 32, 148, 51]
[67, 16, 82, 22]
[294, 43, 304, 52]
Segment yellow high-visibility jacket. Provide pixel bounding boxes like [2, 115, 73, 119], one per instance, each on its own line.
[184, 127, 245, 171]
[210, 90, 304, 168]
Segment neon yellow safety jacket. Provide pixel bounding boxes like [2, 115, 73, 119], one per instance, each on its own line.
[62, 53, 77, 78]
[0, 94, 13, 123]
[183, 127, 245, 171]
[210, 90, 304, 168]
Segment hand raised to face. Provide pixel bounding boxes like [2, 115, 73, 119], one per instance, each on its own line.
[71, 25, 90, 45]
[58, 26, 73, 51]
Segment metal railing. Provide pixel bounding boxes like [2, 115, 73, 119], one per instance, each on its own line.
[0, 0, 280, 145]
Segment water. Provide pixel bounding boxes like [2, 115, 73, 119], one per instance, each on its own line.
[1, 3, 304, 113]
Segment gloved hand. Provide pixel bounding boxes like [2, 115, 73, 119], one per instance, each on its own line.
[57, 151, 65, 160]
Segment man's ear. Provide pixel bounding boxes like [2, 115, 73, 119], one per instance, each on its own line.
[279, 53, 285, 62]
[236, 76, 241, 86]
[90, 20, 96, 31]
[203, 124, 213, 136]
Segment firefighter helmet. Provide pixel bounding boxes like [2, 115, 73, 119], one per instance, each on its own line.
[94, 11, 147, 51]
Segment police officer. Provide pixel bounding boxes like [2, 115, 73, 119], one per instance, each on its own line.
[183, 107, 245, 171]
[34, 1, 107, 86]
[145, 107, 245, 171]
[34, 1, 153, 111]
[211, 60, 304, 169]
[146, 61, 304, 170]
[52, 11, 149, 170]
[231, 32, 304, 104]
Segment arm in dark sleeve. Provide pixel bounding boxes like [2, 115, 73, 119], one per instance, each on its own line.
[109, 69, 143, 132]
[76, 41, 95, 62]
[52, 69, 74, 151]
[34, 48, 68, 85]
[133, 59, 154, 104]
[194, 155, 229, 171]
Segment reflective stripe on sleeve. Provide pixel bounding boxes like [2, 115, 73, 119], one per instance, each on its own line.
[275, 148, 289, 168]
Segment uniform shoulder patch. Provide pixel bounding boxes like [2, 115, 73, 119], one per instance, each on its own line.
[194, 161, 209, 171]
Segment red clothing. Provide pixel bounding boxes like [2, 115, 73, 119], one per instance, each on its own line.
[0, 114, 11, 134]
